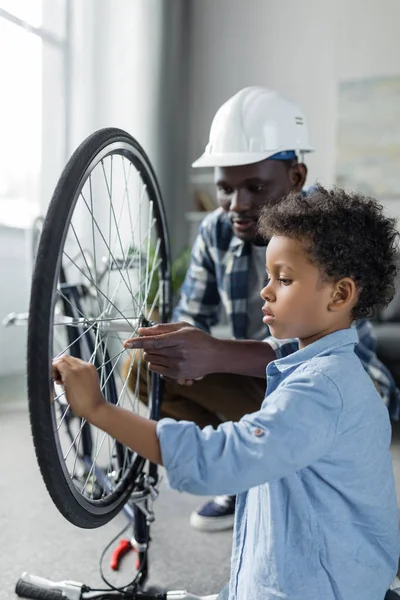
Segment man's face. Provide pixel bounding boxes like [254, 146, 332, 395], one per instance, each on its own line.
[215, 159, 306, 244]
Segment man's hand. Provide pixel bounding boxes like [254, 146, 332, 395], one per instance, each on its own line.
[52, 355, 106, 421]
[124, 322, 222, 380]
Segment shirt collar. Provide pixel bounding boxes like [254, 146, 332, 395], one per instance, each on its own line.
[228, 230, 252, 257]
[271, 328, 359, 373]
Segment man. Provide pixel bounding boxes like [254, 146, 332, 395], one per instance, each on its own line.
[126, 86, 400, 532]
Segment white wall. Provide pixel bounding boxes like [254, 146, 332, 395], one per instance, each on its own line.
[335, 0, 400, 82]
[0, 1, 165, 377]
[69, 0, 191, 253]
[0, 0, 190, 377]
[0, 226, 31, 375]
[188, 0, 400, 199]
[68, 0, 164, 164]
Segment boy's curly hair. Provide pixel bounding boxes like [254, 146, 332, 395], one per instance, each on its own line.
[258, 184, 399, 319]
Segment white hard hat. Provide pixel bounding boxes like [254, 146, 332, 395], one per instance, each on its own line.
[192, 86, 314, 168]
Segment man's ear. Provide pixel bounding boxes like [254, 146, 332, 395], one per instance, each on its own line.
[328, 277, 358, 312]
[290, 163, 307, 192]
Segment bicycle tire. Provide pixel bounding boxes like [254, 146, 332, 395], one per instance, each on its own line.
[28, 128, 171, 528]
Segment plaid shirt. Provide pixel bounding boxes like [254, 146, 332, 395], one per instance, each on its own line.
[174, 208, 400, 419]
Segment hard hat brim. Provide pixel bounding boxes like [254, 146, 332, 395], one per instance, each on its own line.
[192, 148, 314, 169]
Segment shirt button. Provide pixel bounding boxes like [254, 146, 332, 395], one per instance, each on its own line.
[254, 428, 263, 437]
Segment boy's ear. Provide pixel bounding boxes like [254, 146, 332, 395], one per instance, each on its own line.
[328, 278, 358, 312]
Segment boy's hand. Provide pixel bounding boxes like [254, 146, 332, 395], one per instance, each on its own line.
[52, 355, 106, 421]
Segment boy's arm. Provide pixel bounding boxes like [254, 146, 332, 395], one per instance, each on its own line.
[158, 369, 342, 496]
[52, 355, 162, 464]
[92, 404, 162, 465]
[53, 356, 341, 497]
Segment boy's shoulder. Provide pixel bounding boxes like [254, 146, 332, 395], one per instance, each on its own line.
[296, 351, 382, 412]
[303, 352, 366, 386]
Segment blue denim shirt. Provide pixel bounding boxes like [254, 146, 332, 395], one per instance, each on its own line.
[157, 329, 399, 599]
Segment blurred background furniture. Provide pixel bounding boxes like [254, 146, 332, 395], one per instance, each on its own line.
[372, 273, 400, 393]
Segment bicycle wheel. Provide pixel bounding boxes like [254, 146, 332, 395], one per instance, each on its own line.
[28, 128, 172, 528]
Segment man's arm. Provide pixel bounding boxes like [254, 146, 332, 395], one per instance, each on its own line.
[124, 323, 276, 379]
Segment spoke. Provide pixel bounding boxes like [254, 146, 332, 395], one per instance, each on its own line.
[55, 394, 71, 430]
[63, 250, 136, 332]
[144, 201, 154, 303]
[69, 221, 98, 302]
[104, 157, 113, 308]
[56, 401, 84, 480]
[78, 190, 135, 305]
[57, 326, 104, 435]
[116, 249, 161, 315]
[122, 157, 134, 247]
[139, 239, 161, 317]
[58, 326, 105, 486]
[138, 171, 143, 309]
[126, 173, 147, 271]
[99, 350, 138, 484]
[101, 158, 135, 301]
[70, 426, 83, 483]
[80, 346, 139, 493]
[146, 286, 161, 322]
[91, 328, 108, 495]
[63, 343, 126, 462]
[56, 288, 86, 321]
[54, 317, 128, 325]
[88, 173, 102, 314]
[53, 318, 99, 360]
[103, 216, 157, 321]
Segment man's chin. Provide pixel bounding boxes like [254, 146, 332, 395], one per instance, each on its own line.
[232, 223, 257, 242]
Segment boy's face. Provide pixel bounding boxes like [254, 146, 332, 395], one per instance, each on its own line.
[260, 235, 346, 347]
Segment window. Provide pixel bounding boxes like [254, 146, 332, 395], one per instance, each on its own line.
[0, 1, 68, 228]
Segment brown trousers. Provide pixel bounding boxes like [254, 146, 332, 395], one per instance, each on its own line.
[122, 353, 266, 428]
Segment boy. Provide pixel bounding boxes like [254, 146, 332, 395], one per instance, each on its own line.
[53, 185, 399, 599]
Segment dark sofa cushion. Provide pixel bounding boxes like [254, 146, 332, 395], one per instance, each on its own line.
[374, 323, 400, 362]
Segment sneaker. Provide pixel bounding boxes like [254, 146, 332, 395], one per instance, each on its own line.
[190, 495, 236, 531]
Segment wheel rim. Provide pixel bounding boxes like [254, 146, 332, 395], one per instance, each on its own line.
[46, 138, 168, 513]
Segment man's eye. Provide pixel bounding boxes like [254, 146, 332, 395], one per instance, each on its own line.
[248, 184, 266, 194]
[217, 185, 233, 195]
[278, 278, 292, 286]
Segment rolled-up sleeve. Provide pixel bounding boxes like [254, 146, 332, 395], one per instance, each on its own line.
[156, 368, 342, 496]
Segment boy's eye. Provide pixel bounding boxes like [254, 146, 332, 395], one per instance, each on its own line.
[278, 278, 292, 286]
